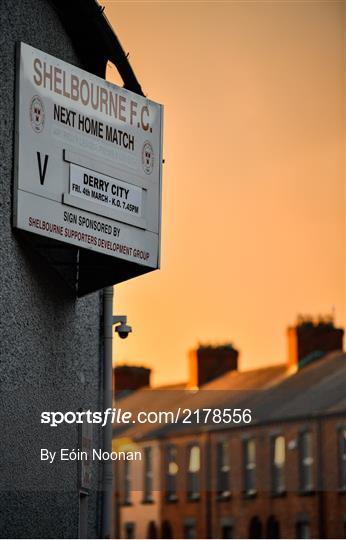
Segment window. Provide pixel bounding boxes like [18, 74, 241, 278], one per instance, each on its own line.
[299, 431, 314, 493]
[123, 460, 131, 504]
[271, 435, 286, 494]
[143, 446, 153, 502]
[244, 438, 256, 496]
[216, 440, 231, 498]
[296, 520, 310, 539]
[338, 428, 346, 490]
[124, 522, 135, 540]
[166, 445, 178, 501]
[187, 444, 200, 500]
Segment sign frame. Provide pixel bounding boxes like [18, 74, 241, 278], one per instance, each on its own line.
[13, 42, 163, 295]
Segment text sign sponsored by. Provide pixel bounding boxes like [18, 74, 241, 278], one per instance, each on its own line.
[14, 42, 163, 276]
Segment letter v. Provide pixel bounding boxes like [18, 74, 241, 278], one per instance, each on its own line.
[37, 152, 49, 185]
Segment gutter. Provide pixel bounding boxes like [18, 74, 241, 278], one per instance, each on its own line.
[317, 417, 326, 539]
[102, 286, 114, 539]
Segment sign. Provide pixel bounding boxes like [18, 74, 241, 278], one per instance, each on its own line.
[70, 164, 143, 218]
[13, 43, 163, 285]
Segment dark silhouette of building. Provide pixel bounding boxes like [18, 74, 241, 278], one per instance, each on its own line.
[114, 365, 151, 395]
[287, 316, 343, 369]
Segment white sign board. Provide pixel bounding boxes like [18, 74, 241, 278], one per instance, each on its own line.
[14, 43, 163, 272]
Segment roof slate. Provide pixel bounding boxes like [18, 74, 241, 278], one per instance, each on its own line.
[113, 352, 346, 442]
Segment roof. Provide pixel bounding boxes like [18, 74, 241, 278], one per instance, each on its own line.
[152, 381, 188, 390]
[252, 350, 346, 423]
[113, 352, 346, 442]
[203, 364, 288, 390]
[48, 0, 143, 95]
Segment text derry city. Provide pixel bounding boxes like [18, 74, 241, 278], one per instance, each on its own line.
[81, 173, 129, 199]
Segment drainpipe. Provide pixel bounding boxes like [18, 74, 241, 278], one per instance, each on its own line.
[317, 417, 326, 539]
[205, 432, 212, 539]
[102, 286, 114, 539]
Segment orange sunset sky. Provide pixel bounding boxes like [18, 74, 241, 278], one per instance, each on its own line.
[104, 0, 345, 387]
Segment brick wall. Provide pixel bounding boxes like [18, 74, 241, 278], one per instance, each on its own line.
[189, 346, 238, 388]
[158, 416, 346, 538]
[113, 365, 151, 394]
[287, 322, 344, 369]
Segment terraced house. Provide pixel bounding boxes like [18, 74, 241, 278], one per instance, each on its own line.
[112, 320, 346, 539]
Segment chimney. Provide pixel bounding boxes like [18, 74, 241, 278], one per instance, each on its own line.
[188, 344, 238, 388]
[287, 316, 344, 370]
[113, 365, 151, 395]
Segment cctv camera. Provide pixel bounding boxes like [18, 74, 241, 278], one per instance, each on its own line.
[115, 323, 132, 339]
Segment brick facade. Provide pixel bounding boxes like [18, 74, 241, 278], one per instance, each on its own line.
[189, 346, 239, 388]
[158, 415, 346, 539]
[113, 337, 346, 539]
[114, 412, 346, 538]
